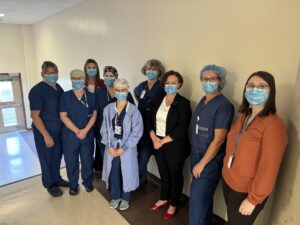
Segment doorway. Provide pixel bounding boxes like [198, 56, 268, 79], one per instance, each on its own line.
[0, 73, 26, 133]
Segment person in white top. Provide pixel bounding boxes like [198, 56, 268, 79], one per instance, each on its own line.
[148, 70, 192, 220]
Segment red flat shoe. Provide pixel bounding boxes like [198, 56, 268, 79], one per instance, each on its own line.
[149, 201, 169, 211]
[163, 210, 177, 220]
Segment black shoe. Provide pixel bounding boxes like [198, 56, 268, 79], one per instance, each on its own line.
[57, 179, 70, 187]
[47, 186, 63, 197]
[69, 187, 79, 196]
[85, 185, 94, 192]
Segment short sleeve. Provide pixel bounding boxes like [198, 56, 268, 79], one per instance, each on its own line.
[215, 102, 234, 129]
[59, 94, 67, 112]
[28, 87, 43, 111]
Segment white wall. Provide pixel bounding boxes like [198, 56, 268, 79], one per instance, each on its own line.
[4, 0, 299, 224]
[0, 23, 36, 129]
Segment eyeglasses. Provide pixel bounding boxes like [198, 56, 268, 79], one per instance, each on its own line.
[201, 77, 219, 82]
[245, 83, 269, 90]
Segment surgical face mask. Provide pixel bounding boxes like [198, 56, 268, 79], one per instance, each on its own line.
[146, 70, 158, 80]
[164, 84, 177, 95]
[44, 74, 58, 84]
[104, 77, 116, 87]
[72, 79, 85, 90]
[86, 69, 97, 77]
[115, 91, 128, 101]
[245, 88, 269, 105]
[202, 81, 219, 94]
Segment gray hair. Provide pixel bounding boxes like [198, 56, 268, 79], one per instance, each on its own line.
[141, 59, 165, 77]
[114, 78, 129, 90]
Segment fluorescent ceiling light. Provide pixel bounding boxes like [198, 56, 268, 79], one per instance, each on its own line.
[0, 13, 5, 17]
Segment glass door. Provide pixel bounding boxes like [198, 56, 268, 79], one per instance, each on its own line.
[0, 73, 26, 133]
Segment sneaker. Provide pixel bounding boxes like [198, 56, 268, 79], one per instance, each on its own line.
[119, 200, 129, 211]
[109, 199, 121, 209]
[69, 187, 79, 196]
[85, 185, 94, 192]
[47, 186, 63, 197]
[57, 179, 70, 187]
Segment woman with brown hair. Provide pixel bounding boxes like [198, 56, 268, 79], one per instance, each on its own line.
[222, 71, 288, 225]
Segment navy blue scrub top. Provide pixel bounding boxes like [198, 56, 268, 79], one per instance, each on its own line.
[134, 80, 164, 115]
[59, 90, 97, 140]
[29, 81, 64, 131]
[95, 86, 135, 130]
[112, 103, 127, 140]
[191, 94, 234, 162]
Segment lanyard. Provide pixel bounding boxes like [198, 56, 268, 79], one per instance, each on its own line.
[227, 115, 255, 169]
[232, 115, 256, 157]
[79, 92, 89, 108]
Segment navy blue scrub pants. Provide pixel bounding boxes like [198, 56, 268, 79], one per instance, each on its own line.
[189, 152, 222, 225]
[109, 157, 131, 201]
[137, 136, 154, 184]
[63, 137, 94, 189]
[32, 126, 62, 188]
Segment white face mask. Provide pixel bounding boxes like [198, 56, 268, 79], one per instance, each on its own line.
[88, 84, 95, 93]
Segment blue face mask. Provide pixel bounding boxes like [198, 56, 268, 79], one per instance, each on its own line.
[115, 91, 128, 101]
[87, 69, 97, 77]
[72, 80, 85, 90]
[164, 84, 177, 95]
[44, 74, 58, 84]
[202, 82, 219, 93]
[245, 88, 269, 105]
[146, 70, 158, 80]
[104, 77, 116, 87]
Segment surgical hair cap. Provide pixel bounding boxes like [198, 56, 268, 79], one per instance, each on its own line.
[200, 64, 227, 90]
[70, 69, 85, 79]
[103, 66, 119, 78]
[114, 78, 129, 90]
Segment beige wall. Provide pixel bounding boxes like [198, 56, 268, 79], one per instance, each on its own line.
[0, 23, 36, 128]
[1, 0, 299, 224]
[269, 63, 300, 225]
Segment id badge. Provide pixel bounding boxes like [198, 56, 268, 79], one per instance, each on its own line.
[140, 90, 146, 99]
[227, 154, 234, 169]
[115, 125, 122, 135]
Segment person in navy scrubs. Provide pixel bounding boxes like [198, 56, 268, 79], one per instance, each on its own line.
[134, 59, 165, 185]
[29, 61, 69, 197]
[189, 65, 234, 225]
[95, 66, 135, 159]
[83, 58, 104, 176]
[60, 69, 97, 195]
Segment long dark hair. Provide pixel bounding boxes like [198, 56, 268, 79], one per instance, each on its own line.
[84, 58, 101, 87]
[238, 71, 276, 117]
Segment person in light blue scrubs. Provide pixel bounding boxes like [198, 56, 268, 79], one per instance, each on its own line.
[29, 61, 69, 197]
[59, 69, 97, 196]
[134, 59, 165, 185]
[95, 66, 135, 159]
[101, 78, 143, 211]
[189, 65, 234, 225]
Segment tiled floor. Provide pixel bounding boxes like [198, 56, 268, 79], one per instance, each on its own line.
[0, 130, 65, 187]
[0, 169, 129, 225]
[0, 131, 41, 186]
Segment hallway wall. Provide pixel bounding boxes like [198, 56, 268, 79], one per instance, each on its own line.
[0, 23, 37, 129]
[1, 0, 299, 224]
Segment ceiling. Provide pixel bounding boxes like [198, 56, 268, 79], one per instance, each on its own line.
[0, 0, 85, 25]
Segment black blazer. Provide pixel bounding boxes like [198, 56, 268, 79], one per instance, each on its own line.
[148, 93, 192, 157]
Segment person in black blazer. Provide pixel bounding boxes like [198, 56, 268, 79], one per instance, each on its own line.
[148, 70, 192, 220]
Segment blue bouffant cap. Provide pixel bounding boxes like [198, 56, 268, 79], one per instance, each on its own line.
[200, 64, 227, 90]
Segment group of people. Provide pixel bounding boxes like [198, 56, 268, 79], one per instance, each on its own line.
[29, 58, 288, 225]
